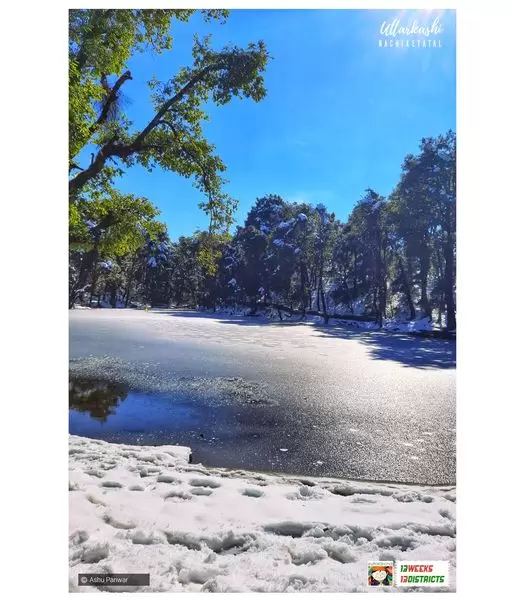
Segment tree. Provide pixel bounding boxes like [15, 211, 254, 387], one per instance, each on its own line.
[312, 204, 336, 323]
[345, 190, 388, 324]
[168, 236, 203, 307]
[69, 189, 164, 307]
[391, 131, 456, 328]
[332, 223, 362, 314]
[385, 198, 417, 321]
[236, 195, 288, 305]
[68, 128, 455, 333]
[69, 9, 269, 230]
[285, 205, 314, 317]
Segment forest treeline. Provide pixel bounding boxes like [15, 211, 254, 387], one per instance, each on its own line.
[69, 130, 456, 330]
[69, 11, 455, 330]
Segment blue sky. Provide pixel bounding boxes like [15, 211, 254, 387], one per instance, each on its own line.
[107, 8, 456, 240]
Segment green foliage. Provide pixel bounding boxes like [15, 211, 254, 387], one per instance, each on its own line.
[70, 189, 164, 256]
[69, 9, 269, 230]
[196, 230, 232, 277]
[69, 9, 227, 158]
[69, 129, 456, 329]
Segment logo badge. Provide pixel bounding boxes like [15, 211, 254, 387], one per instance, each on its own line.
[368, 561, 393, 586]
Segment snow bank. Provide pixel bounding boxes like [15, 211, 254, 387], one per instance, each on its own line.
[69, 436, 456, 592]
[333, 317, 436, 333]
[196, 307, 440, 334]
[383, 317, 434, 333]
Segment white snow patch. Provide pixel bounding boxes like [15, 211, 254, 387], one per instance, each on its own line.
[277, 219, 295, 230]
[69, 435, 456, 592]
[383, 317, 433, 333]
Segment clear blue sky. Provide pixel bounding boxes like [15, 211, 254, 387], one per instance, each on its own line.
[110, 8, 456, 240]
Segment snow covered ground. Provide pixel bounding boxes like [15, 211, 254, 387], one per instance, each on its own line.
[72, 303, 448, 334]
[69, 436, 456, 592]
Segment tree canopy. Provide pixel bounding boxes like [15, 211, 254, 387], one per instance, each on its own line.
[69, 8, 269, 231]
[69, 130, 456, 332]
[68, 12, 455, 330]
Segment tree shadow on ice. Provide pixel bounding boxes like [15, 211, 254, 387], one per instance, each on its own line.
[148, 310, 456, 369]
[149, 309, 279, 326]
[312, 325, 456, 370]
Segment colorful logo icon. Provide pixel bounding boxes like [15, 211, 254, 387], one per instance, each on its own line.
[368, 562, 393, 586]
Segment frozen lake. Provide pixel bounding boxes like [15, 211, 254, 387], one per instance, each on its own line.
[69, 309, 456, 484]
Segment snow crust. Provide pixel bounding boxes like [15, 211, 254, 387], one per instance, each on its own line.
[70, 436, 455, 592]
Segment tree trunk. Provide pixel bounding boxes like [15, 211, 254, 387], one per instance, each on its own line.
[124, 285, 131, 308]
[378, 281, 386, 327]
[372, 287, 381, 326]
[88, 263, 100, 306]
[376, 238, 386, 328]
[109, 284, 117, 308]
[444, 232, 456, 330]
[124, 261, 137, 307]
[84, 239, 101, 307]
[419, 253, 431, 318]
[352, 250, 358, 299]
[300, 262, 307, 318]
[437, 303, 444, 326]
[320, 287, 328, 324]
[399, 256, 415, 320]
[69, 247, 98, 308]
[318, 249, 329, 324]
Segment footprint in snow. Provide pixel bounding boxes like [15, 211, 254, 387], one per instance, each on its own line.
[86, 494, 107, 506]
[85, 469, 105, 478]
[190, 487, 213, 496]
[189, 478, 221, 489]
[241, 488, 264, 498]
[156, 474, 181, 484]
[103, 514, 137, 530]
[164, 490, 193, 501]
